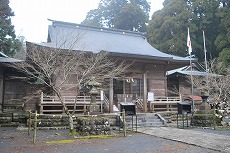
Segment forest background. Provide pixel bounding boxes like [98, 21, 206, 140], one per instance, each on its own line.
[1, 0, 229, 67]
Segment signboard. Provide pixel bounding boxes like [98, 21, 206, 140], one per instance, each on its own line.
[100, 90, 104, 101]
[148, 92, 154, 101]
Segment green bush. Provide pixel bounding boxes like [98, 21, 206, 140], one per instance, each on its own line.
[191, 114, 222, 127]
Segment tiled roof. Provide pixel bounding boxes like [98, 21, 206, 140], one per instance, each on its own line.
[35, 19, 196, 63]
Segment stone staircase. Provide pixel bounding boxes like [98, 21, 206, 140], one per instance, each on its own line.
[123, 113, 165, 130]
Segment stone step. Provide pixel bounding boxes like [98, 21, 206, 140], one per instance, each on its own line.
[123, 113, 165, 128]
[126, 122, 164, 129]
[141, 119, 161, 122]
[125, 115, 159, 119]
[127, 121, 163, 126]
[126, 120, 163, 125]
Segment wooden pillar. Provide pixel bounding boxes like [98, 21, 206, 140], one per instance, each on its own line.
[0, 68, 4, 112]
[143, 73, 147, 112]
[123, 79, 126, 102]
[109, 78, 113, 113]
[83, 104, 87, 113]
[164, 77, 167, 97]
[164, 64, 168, 97]
[40, 92, 43, 114]
[130, 78, 133, 95]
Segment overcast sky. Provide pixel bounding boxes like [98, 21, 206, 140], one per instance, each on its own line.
[9, 0, 163, 43]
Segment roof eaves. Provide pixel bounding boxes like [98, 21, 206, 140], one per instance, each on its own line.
[107, 52, 173, 61]
[0, 57, 23, 63]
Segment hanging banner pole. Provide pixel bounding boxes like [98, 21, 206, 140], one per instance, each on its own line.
[203, 30, 209, 96]
[187, 28, 194, 113]
[190, 55, 194, 113]
[203, 31, 208, 73]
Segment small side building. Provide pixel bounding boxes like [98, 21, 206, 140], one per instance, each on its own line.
[166, 63, 208, 97]
[0, 52, 24, 112]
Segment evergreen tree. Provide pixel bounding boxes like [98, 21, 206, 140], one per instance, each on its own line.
[218, 48, 230, 67]
[0, 0, 19, 56]
[215, 1, 230, 57]
[114, 2, 148, 32]
[82, 0, 150, 32]
[147, 0, 190, 56]
[147, 0, 229, 61]
[187, 0, 220, 60]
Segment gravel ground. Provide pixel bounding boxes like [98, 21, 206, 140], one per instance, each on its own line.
[0, 127, 224, 153]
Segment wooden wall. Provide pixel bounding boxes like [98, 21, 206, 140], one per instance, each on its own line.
[146, 64, 167, 97]
[113, 61, 168, 98]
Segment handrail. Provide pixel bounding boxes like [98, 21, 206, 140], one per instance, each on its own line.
[41, 95, 101, 104]
[151, 96, 181, 103]
[135, 98, 144, 110]
[40, 92, 104, 114]
[103, 95, 109, 106]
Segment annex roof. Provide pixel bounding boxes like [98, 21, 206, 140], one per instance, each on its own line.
[0, 52, 22, 63]
[166, 65, 208, 76]
[166, 63, 219, 76]
[36, 19, 195, 63]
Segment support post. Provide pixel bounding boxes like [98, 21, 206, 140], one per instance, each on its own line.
[40, 92, 43, 114]
[33, 111, 37, 144]
[189, 56, 194, 113]
[122, 109, 126, 137]
[0, 68, 4, 112]
[109, 78, 113, 113]
[28, 110, 32, 135]
[143, 73, 147, 112]
[83, 104, 87, 114]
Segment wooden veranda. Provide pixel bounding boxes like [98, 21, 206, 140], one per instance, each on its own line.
[39, 92, 181, 114]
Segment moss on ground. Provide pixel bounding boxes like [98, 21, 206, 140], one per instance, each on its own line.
[46, 139, 75, 144]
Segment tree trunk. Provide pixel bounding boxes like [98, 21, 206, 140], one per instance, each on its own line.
[68, 114, 74, 133]
[55, 90, 75, 133]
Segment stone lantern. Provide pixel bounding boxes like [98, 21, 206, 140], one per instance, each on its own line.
[87, 77, 101, 114]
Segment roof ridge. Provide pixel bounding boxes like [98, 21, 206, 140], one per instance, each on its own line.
[48, 19, 145, 37]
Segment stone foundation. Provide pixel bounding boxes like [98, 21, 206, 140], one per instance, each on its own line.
[75, 116, 111, 136]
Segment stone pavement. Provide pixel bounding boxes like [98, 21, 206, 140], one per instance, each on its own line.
[137, 127, 230, 153]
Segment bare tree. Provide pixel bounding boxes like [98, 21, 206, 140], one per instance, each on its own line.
[192, 59, 230, 100]
[11, 39, 129, 133]
[191, 59, 230, 119]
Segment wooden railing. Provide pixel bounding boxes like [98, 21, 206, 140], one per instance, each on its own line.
[40, 93, 103, 114]
[150, 96, 181, 112]
[117, 96, 181, 113]
[40, 92, 181, 114]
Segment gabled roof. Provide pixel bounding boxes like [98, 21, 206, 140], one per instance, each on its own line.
[36, 19, 196, 63]
[0, 52, 22, 63]
[166, 63, 219, 76]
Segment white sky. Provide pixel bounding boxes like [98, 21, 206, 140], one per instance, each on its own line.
[9, 0, 163, 43]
